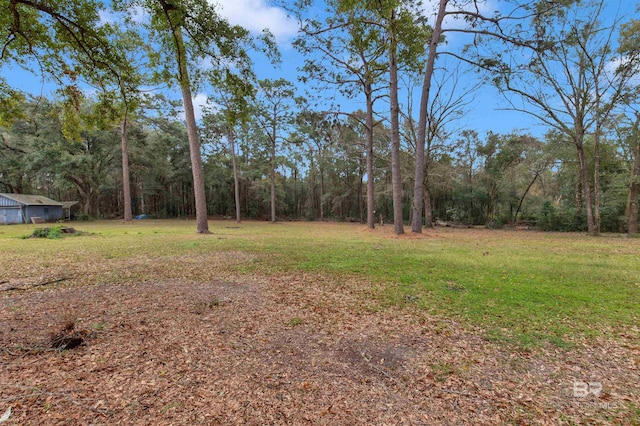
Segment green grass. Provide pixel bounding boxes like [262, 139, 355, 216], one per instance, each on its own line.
[1, 219, 638, 347]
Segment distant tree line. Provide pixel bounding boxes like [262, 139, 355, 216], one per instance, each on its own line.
[0, 0, 639, 234]
[0, 93, 636, 233]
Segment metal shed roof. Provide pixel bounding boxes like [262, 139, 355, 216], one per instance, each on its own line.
[0, 193, 63, 206]
[60, 201, 78, 209]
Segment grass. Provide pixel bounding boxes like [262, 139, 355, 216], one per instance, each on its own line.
[1, 219, 638, 347]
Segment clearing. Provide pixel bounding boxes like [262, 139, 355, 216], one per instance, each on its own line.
[0, 221, 638, 424]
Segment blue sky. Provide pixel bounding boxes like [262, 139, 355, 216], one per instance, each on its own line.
[1, 0, 637, 142]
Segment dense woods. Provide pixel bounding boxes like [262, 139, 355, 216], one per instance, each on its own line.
[1, 0, 639, 234]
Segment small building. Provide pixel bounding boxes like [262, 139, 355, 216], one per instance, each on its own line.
[0, 193, 65, 224]
[60, 201, 79, 221]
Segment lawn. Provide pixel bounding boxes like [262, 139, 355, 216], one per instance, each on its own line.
[3, 220, 635, 345]
[0, 220, 638, 424]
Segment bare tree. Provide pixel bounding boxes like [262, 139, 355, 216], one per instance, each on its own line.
[479, 0, 640, 235]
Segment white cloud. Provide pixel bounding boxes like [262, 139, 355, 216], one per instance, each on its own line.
[192, 93, 209, 121]
[179, 93, 209, 122]
[129, 6, 150, 24]
[98, 9, 116, 24]
[212, 0, 298, 45]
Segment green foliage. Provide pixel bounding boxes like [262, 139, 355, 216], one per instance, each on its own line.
[116, 0, 255, 91]
[286, 317, 303, 327]
[0, 0, 128, 96]
[0, 78, 26, 127]
[536, 201, 589, 232]
[30, 226, 63, 239]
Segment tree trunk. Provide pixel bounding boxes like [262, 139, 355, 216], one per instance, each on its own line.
[174, 29, 209, 234]
[365, 85, 376, 229]
[319, 163, 325, 221]
[576, 143, 596, 235]
[487, 183, 497, 223]
[628, 179, 639, 235]
[574, 176, 582, 211]
[229, 129, 241, 223]
[513, 171, 540, 223]
[424, 187, 433, 228]
[628, 136, 640, 235]
[358, 167, 364, 224]
[138, 180, 145, 214]
[79, 185, 93, 216]
[83, 194, 91, 216]
[389, 9, 404, 235]
[121, 115, 133, 222]
[308, 154, 315, 219]
[593, 126, 602, 234]
[270, 120, 277, 223]
[412, 0, 447, 233]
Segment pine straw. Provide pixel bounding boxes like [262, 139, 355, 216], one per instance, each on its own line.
[1, 262, 638, 425]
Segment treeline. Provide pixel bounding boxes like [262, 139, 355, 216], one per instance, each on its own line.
[0, 95, 636, 233]
[0, 0, 639, 234]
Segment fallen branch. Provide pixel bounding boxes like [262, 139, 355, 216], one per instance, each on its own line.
[1, 277, 69, 292]
[2, 345, 60, 355]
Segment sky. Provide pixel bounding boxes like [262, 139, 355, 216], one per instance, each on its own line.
[211, 0, 537, 137]
[1, 0, 638, 141]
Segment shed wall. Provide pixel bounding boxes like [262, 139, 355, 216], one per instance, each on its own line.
[24, 206, 63, 222]
[0, 207, 23, 224]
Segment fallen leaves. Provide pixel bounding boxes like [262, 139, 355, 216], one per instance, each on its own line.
[0, 249, 637, 424]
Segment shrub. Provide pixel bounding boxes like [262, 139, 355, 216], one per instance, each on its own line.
[30, 226, 63, 239]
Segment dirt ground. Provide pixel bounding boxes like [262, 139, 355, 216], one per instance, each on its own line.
[1, 253, 638, 425]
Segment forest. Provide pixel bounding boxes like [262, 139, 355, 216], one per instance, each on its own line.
[1, 0, 639, 235]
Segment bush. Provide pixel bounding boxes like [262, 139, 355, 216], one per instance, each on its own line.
[536, 201, 560, 231]
[30, 226, 63, 239]
[600, 204, 626, 233]
[536, 202, 588, 232]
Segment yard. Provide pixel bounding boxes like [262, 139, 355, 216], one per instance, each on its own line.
[0, 221, 638, 424]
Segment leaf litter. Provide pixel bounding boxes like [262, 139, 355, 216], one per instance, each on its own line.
[0, 252, 638, 425]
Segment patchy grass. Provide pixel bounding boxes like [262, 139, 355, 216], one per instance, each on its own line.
[1, 220, 638, 347]
[1, 220, 638, 424]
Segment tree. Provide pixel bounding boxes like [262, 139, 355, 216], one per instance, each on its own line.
[411, 0, 446, 233]
[22, 98, 118, 216]
[402, 60, 478, 228]
[616, 18, 640, 234]
[409, 0, 561, 232]
[481, 0, 640, 235]
[296, 111, 342, 221]
[118, 0, 256, 233]
[102, 29, 147, 222]
[1, 1, 148, 221]
[253, 78, 299, 223]
[294, 0, 388, 228]
[0, 78, 25, 127]
[203, 71, 256, 223]
[1, 0, 124, 82]
[616, 108, 640, 235]
[358, 0, 428, 235]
